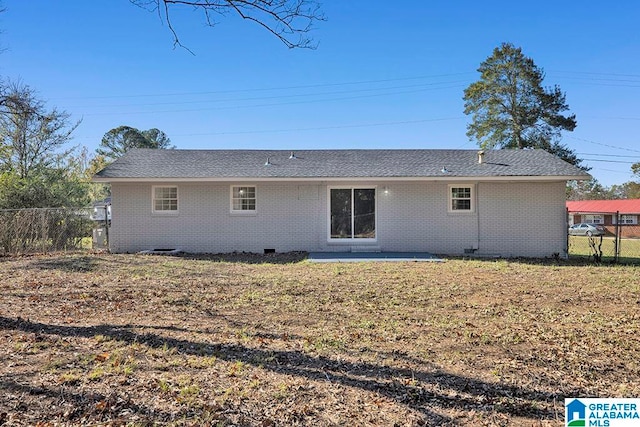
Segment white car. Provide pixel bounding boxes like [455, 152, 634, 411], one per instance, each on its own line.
[568, 223, 606, 237]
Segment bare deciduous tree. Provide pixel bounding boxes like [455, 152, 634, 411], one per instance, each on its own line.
[131, 0, 325, 51]
[0, 82, 79, 179]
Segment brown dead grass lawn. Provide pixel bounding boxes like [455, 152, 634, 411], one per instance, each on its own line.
[0, 253, 638, 426]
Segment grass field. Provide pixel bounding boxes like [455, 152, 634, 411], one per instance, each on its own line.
[568, 235, 640, 263]
[1, 253, 638, 426]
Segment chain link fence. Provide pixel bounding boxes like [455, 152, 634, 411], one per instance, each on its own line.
[0, 207, 109, 256]
[568, 210, 640, 264]
[2, 206, 637, 261]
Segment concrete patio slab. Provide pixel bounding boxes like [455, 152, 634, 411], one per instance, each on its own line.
[307, 252, 444, 263]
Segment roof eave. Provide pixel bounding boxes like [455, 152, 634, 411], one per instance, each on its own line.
[92, 175, 589, 183]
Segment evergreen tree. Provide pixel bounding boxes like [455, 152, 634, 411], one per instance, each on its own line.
[463, 43, 585, 169]
[97, 126, 174, 162]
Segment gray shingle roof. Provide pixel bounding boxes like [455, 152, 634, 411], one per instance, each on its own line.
[93, 148, 590, 180]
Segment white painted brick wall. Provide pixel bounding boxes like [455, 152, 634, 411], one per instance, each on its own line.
[376, 182, 479, 254]
[477, 181, 568, 258]
[111, 182, 325, 253]
[110, 180, 568, 257]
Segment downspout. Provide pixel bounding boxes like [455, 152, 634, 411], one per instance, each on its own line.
[475, 150, 484, 253]
[476, 183, 481, 252]
[104, 204, 110, 252]
[318, 185, 322, 250]
[566, 207, 570, 259]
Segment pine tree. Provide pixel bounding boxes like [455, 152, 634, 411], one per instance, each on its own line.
[463, 43, 584, 169]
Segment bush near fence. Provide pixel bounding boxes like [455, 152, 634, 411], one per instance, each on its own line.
[0, 208, 95, 255]
[568, 222, 640, 264]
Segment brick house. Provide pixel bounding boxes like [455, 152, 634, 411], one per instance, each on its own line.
[567, 199, 640, 238]
[94, 148, 589, 257]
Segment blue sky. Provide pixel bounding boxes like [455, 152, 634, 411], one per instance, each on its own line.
[1, 1, 639, 186]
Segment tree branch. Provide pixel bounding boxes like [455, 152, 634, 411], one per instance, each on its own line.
[131, 0, 324, 52]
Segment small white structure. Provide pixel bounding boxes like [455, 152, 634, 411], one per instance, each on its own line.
[90, 198, 111, 222]
[92, 227, 108, 249]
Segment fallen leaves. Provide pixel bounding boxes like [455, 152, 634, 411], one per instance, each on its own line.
[0, 253, 638, 426]
[94, 352, 110, 362]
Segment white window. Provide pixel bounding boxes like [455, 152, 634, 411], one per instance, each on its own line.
[584, 214, 603, 224]
[231, 186, 256, 213]
[329, 187, 376, 240]
[448, 185, 474, 213]
[618, 214, 638, 225]
[152, 186, 178, 213]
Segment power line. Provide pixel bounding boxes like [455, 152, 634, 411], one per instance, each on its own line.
[560, 77, 640, 84]
[557, 82, 640, 88]
[68, 116, 467, 140]
[64, 80, 469, 109]
[50, 70, 640, 102]
[576, 153, 640, 158]
[52, 72, 476, 101]
[592, 167, 635, 175]
[567, 136, 640, 153]
[580, 116, 640, 121]
[549, 70, 640, 78]
[81, 84, 467, 116]
[171, 117, 465, 137]
[582, 158, 636, 164]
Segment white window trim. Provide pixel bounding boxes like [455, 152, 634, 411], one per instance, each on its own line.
[616, 214, 638, 225]
[151, 185, 179, 215]
[230, 185, 257, 215]
[584, 214, 604, 224]
[448, 184, 475, 213]
[327, 186, 378, 243]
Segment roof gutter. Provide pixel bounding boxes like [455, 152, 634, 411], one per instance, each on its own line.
[93, 175, 590, 183]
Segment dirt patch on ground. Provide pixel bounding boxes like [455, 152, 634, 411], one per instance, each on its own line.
[1, 253, 638, 426]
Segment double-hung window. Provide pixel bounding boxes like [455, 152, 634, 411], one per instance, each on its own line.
[330, 188, 376, 239]
[152, 186, 178, 213]
[618, 214, 637, 225]
[584, 214, 603, 224]
[231, 186, 256, 213]
[449, 185, 474, 212]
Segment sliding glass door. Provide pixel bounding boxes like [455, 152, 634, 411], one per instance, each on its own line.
[330, 188, 376, 239]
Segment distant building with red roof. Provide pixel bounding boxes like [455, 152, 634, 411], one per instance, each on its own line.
[567, 199, 640, 238]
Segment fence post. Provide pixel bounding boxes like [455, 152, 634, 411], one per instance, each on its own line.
[615, 211, 620, 263]
[41, 209, 47, 253]
[104, 205, 109, 250]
